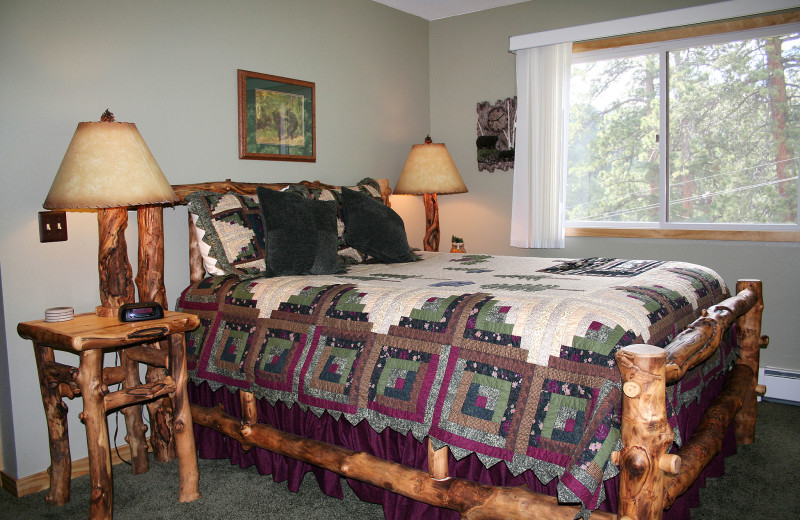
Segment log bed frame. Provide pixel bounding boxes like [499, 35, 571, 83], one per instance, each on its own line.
[132, 179, 767, 520]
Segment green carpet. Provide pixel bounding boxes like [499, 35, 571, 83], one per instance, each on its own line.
[2, 400, 797, 519]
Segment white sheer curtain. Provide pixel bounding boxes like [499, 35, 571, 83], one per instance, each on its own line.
[510, 43, 571, 249]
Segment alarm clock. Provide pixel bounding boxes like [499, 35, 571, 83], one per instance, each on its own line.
[119, 301, 165, 322]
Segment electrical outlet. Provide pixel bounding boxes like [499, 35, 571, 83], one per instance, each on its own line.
[39, 211, 68, 243]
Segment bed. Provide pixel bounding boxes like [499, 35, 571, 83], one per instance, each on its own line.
[142, 178, 766, 520]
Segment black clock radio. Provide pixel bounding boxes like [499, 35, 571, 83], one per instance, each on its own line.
[119, 301, 165, 322]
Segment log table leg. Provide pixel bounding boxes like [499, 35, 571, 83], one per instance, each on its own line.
[76, 349, 113, 520]
[119, 350, 150, 475]
[168, 333, 200, 502]
[33, 343, 72, 506]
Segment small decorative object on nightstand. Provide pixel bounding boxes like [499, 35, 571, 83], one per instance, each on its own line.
[450, 235, 466, 253]
[17, 310, 201, 520]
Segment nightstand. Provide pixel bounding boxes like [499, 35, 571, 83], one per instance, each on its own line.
[17, 310, 201, 520]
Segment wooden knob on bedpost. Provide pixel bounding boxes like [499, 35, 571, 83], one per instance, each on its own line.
[658, 454, 681, 474]
[622, 381, 641, 398]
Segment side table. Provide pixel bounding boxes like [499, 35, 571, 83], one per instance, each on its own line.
[17, 310, 202, 519]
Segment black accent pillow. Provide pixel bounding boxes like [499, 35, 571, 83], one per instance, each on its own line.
[341, 188, 417, 263]
[257, 186, 343, 276]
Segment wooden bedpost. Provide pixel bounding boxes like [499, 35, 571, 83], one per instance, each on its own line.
[427, 439, 450, 481]
[615, 344, 677, 520]
[733, 280, 767, 445]
[239, 391, 258, 452]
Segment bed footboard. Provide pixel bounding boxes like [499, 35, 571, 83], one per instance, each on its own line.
[615, 281, 766, 520]
[187, 280, 763, 520]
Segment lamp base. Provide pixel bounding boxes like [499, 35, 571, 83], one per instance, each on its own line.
[98, 207, 135, 312]
[422, 193, 440, 252]
[96, 305, 121, 318]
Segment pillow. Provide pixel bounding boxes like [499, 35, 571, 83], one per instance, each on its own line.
[256, 186, 342, 277]
[185, 191, 266, 278]
[286, 178, 385, 265]
[341, 187, 417, 263]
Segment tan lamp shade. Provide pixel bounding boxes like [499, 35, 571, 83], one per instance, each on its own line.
[43, 121, 177, 209]
[394, 138, 467, 195]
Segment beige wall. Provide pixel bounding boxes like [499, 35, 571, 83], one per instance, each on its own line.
[0, 0, 428, 479]
[426, 0, 799, 376]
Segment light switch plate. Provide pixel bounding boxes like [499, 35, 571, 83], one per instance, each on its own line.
[39, 211, 68, 243]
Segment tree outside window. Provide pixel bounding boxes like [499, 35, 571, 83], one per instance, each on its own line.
[567, 28, 800, 228]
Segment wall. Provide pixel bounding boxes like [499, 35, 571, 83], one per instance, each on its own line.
[426, 0, 799, 374]
[0, 0, 429, 479]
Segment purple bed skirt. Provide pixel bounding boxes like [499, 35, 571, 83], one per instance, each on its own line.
[189, 371, 737, 519]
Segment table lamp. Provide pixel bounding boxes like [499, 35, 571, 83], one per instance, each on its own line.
[394, 136, 467, 252]
[43, 110, 178, 317]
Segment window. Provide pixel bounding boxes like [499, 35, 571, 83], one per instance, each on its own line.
[567, 24, 800, 231]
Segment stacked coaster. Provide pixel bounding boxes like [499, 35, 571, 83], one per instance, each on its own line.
[45, 307, 74, 323]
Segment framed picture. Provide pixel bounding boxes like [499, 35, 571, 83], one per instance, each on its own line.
[238, 69, 316, 161]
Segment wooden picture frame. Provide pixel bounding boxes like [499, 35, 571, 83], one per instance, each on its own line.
[238, 69, 316, 162]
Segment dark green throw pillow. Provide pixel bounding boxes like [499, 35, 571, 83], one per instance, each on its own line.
[341, 188, 417, 263]
[257, 186, 342, 276]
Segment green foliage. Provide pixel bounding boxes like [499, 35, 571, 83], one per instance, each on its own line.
[568, 31, 800, 225]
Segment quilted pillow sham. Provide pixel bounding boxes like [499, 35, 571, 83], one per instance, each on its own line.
[185, 190, 266, 278]
[256, 186, 342, 277]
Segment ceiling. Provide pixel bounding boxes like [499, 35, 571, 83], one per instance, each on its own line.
[370, 0, 529, 20]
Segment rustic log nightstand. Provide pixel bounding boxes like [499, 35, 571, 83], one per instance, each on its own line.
[17, 310, 201, 520]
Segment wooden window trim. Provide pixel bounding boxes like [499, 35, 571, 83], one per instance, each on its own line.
[573, 10, 800, 54]
[567, 227, 800, 242]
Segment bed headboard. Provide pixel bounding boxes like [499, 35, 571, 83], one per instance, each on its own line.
[169, 178, 393, 283]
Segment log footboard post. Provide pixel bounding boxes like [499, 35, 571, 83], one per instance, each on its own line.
[733, 280, 766, 445]
[615, 344, 673, 520]
[239, 391, 258, 452]
[427, 439, 450, 481]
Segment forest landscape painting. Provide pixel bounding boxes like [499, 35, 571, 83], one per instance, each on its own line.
[255, 89, 305, 147]
[238, 69, 315, 161]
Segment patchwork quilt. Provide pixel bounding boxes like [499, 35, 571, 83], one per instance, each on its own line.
[176, 253, 735, 511]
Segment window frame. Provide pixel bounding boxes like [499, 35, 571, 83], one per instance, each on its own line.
[565, 13, 800, 241]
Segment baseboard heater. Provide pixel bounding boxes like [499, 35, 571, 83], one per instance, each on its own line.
[759, 366, 800, 404]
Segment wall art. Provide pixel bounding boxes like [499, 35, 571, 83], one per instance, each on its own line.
[476, 97, 516, 172]
[238, 69, 316, 161]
